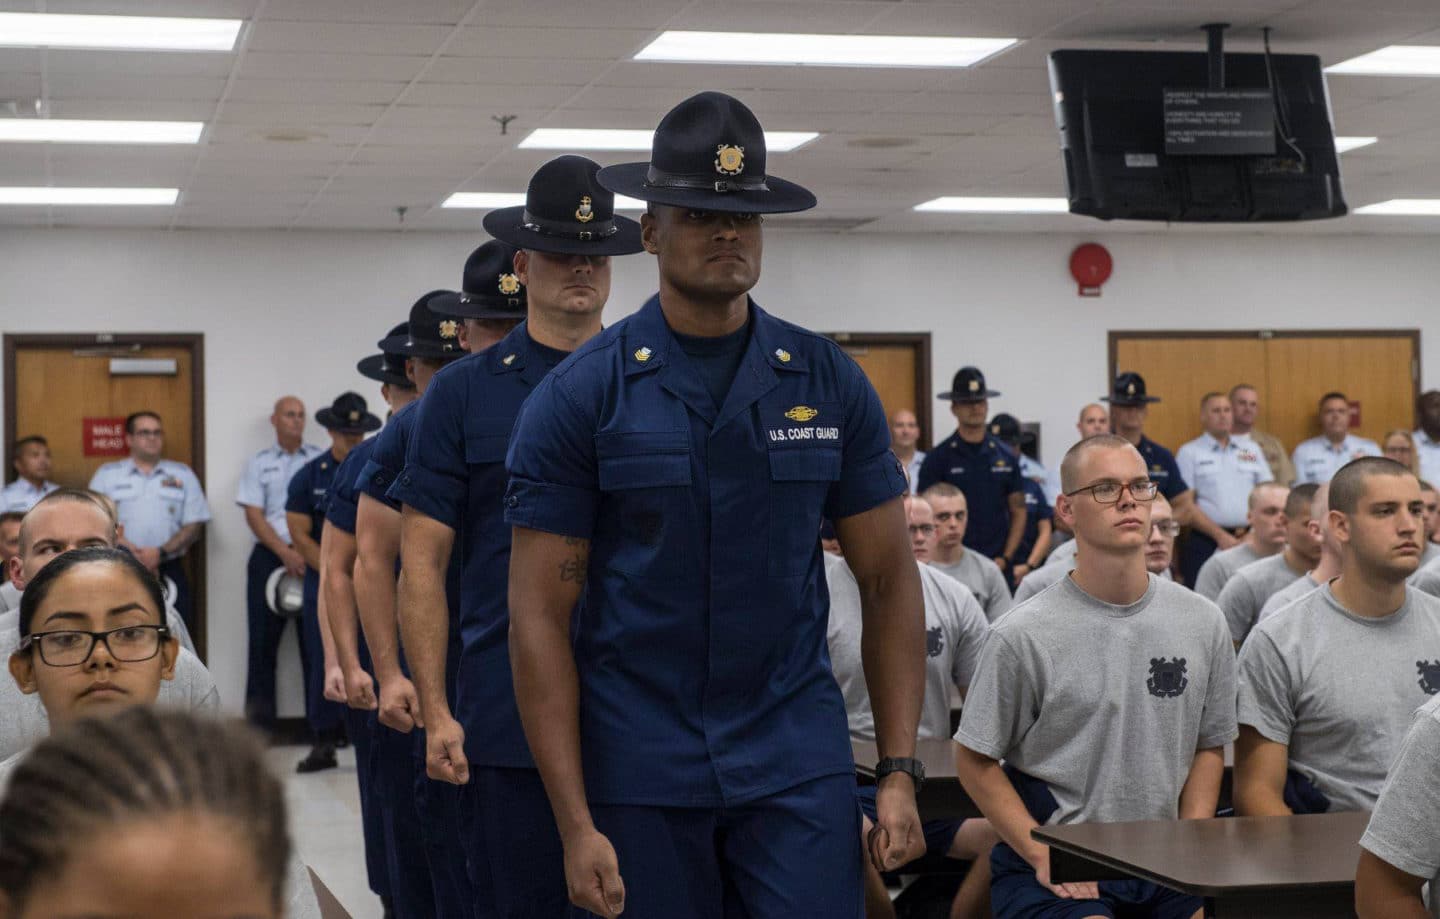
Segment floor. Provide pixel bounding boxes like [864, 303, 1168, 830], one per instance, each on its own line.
[269, 744, 384, 919]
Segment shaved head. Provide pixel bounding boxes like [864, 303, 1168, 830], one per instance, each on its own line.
[1330, 457, 1416, 515]
[1060, 433, 1138, 493]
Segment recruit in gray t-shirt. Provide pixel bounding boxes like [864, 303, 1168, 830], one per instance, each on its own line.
[1043, 539, 1077, 569]
[956, 574, 1238, 825]
[1014, 563, 1069, 604]
[825, 554, 987, 741]
[1360, 694, 1440, 918]
[1237, 584, 1440, 812]
[0, 609, 220, 761]
[1217, 553, 1305, 645]
[929, 551, 1013, 622]
[1412, 560, 1440, 600]
[1258, 574, 1321, 623]
[1193, 542, 1263, 601]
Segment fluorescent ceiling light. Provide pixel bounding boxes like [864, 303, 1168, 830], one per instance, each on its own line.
[1328, 46, 1440, 76]
[0, 187, 178, 205]
[914, 196, 1069, 214]
[635, 30, 1016, 68]
[0, 12, 241, 51]
[1334, 136, 1378, 153]
[1354, 199, 1440, 216]
[443, 192, 648, 210]
[0, 119, 203, 144]
[519, 128, 819, 152]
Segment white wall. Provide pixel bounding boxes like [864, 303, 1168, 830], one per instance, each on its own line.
[1, 226, 1435, 712]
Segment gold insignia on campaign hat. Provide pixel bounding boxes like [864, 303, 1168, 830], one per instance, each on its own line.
[498, 273, 521, 295]
[502, 353, 516, 366]
[715, 144, 745, 176]
[575, 195, 594, 223]
[1126, 382, 1136, 396]
[785, 405, 818, 422]
[775, 348, 791, 363]
[969, 379, 980, 393]
[634, 346, 653, 363]
[438, 320, 459, 340]
[348, 410, 360, 423]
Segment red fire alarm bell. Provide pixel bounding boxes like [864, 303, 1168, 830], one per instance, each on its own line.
[1070, 243, 1113, 297]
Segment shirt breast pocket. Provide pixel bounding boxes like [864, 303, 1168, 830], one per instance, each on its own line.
[767, 446, 842, 578]
[595, 430, 693, 579]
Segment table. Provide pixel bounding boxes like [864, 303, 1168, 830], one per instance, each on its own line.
[852, 737, 981, 820]
[1033, 811, 1368, 918]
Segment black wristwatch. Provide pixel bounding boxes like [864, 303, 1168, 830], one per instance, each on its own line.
[875, 756, 926, 791]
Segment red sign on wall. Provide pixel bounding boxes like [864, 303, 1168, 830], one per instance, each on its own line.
[83, 418, 129, 457]
[1349, 400, 1362, 429]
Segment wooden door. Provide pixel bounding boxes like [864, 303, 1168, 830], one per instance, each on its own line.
[4, 334, 207, 654]
[827, 333, 933, 449]
[1114, 336, 1268, 452]
[1110, 330, 1419, 457]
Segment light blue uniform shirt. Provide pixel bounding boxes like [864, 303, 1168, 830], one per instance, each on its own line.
[1177, 432, 1274, 529]
[88, 458, 211, 548]
[1291, 434, 1381, 485]
[1415, 429, 1440, 488]
[235, 442, 322, 544]
[905, 450, 925, 494]
[0, 479, 58, 513]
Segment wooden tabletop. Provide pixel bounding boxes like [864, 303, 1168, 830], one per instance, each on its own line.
[1033, 812, 1369, 897]
[852, 737, 959, 780]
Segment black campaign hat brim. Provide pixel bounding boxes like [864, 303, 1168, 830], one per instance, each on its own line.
[356, 354, 410, 387]
[376, 333, 463, 360]
[596, 161, 817, 215]
[1101, 395, 1162, 404]
[482, 206, 645, 256]
[315, 408, 382, 434]
[430, 291, 526, 321]
[937, 389, 1001, 402]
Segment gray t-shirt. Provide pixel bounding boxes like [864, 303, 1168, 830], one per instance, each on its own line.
[956, 574, 1238, 825]
[0, 609, 219, 761]
[825, 554, 987, 741]
[1043, 539, 1078, 569]
[1237, 584, 1440, 812]
[930, 551, 1013, 622]
[1193, 542, 1263, 601]
[1258, 574, 1321, 623]
[1412, 560, 1440, 599]
[1014, 562, 1069, 605]
[1360, 694, 1440, 918]
[1217, 553, 1305, 645]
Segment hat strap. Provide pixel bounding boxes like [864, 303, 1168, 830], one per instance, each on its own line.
[459, 291, 523, 308]
[644, 166, 770, 194]
[521, 210, 617, 242]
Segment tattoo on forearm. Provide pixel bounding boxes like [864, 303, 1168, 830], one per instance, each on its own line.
[559, 536, 589, 585]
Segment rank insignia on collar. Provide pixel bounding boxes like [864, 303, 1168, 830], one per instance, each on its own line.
[715, 144, 745, 176]
[785, 405, 818, 422]
[502, 353, 516, 366]
[575, 195, 594, 223]
[498, 273, 521, 295]
[774, 348, 791, 363]
[634, 346, 653, 363]
[438, 319, 459, 339]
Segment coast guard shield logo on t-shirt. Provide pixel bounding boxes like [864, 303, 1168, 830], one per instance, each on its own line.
[1418, 660, 1440, 695]
[926, 626, 944, 658]
[1146, 657, 1188, 698]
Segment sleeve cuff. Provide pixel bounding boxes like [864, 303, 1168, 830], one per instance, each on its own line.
[1198, 728, 1240, 750]
[1236, 706, 1292, 746]
[503, 476, 598, 539]
[357, 460, 401, 510]
[952, 728, 1007, 762]
[325, 501, 357, 535]
[1360, 829, 1440, 880]
[828, 450, 906, 521]
[387, 462, 465, 531]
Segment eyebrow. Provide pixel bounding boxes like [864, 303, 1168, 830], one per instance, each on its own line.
[40, 603, 153, 626]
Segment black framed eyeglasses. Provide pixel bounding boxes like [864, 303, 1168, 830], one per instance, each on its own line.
[19, 625, 170, 667]
[1065, 479, 1160, 504]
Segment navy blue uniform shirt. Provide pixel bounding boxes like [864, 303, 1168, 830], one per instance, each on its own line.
[916, 434, 1024, 559]
[286, 448, 343, 542]
[1138, 434, 1190, 501]
[325, 437, 378, 536]
[1016, 477, 1053, 565]
[362, 398, 462, 697]
[504, 296, 906, 807]
[388, 322, 570, 770]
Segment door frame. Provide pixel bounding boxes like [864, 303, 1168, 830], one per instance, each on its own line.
[1109, 329, 1421, 418]
[3, 332, 208, 658]
[826, 331, 934, 449]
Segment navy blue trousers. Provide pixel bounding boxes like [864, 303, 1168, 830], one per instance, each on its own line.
[460, 766, 568, 919]
[372, 722, 436, 919]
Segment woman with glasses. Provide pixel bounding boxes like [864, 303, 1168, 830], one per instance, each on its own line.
[1, 545, 321, 918]
[1382, 429, 1421, 476]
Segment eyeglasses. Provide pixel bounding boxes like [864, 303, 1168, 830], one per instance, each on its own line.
[20, 625, 170, 667]
[908, 524, 937, 536]
[1065, 479, 1160, 504]
[1151, 521, 1182, 538]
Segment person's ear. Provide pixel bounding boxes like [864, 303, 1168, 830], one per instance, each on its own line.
[1055, 494, 1075, 531]
[9, 649, 37, 696]
[159, 638, 179, 682]
[641, 210, 660, 255]
[514, 248, 531, 286]
[1329, 509, 1350, 544]
[405, 358, 418, 386]
[6, 555, 22, 589]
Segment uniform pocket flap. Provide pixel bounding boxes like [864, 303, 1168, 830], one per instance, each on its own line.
[596, 431, 691, 490]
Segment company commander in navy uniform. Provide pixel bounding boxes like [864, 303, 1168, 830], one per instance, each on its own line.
[503, 91, 927, 919]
